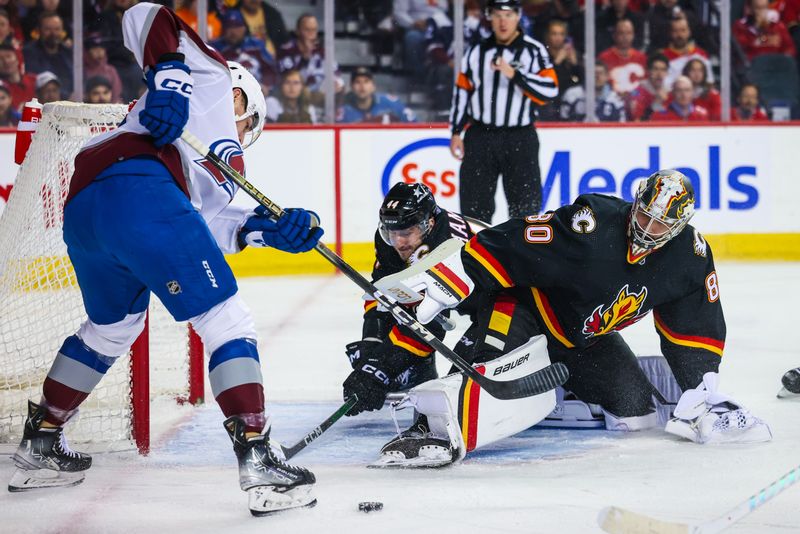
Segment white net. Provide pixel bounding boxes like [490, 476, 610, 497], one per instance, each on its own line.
[0, 102, 199, 451]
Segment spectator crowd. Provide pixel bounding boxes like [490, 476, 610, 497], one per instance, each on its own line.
[1, 0, 797, 127]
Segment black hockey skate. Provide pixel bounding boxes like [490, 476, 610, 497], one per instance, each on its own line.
[777, 367, 800, 399]
[224, 416, 316, 516]
[8, 401, 91, 492]
[369, 414, 456, 469]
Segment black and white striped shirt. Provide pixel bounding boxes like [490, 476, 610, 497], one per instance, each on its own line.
[450, 33, 558, 132]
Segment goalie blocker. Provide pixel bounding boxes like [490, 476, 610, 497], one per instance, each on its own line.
[371, 335, 556, 468]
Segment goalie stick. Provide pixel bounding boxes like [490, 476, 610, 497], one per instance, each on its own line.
[280, 396, 359, 460]
[180, 130, 569, 401]
[598, 463, 800, 534]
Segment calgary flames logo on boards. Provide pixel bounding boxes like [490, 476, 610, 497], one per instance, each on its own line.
[582, 285, 649, 338]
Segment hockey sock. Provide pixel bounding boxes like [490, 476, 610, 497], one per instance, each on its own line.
[42, 335, 120, 426]
[209, 338, 266, 434]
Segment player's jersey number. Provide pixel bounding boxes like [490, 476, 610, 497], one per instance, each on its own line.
[524, 213, 554, 244]
[705, 271, 720, 302]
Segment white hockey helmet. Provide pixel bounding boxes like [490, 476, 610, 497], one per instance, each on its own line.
[228, 61, 266, 149]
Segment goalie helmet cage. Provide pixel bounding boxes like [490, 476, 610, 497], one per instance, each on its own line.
[0, 102, 204, 455]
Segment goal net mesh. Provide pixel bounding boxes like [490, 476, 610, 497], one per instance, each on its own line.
[0, 102, 197, 452]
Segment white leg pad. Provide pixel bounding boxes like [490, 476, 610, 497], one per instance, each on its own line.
[189, 293, 257, 354]
[77, 312, 146, 357]
[395, 335, 557, 459]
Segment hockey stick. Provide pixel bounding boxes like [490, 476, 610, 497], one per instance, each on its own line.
[280, 395, 359, 460]
[598, 464, 800, 534]
[180, 130, 568, 400]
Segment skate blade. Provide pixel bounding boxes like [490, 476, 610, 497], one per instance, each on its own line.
[248, 484, 316, 516]
[367, 450, 455, 469]
[664, 419, 702, 443]
[777, 387, 800, 400]
[8, 468, 85, 492]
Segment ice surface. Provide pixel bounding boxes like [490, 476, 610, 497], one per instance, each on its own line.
[1, 263, 798, 533]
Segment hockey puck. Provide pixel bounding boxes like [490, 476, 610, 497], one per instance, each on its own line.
[358, 501, 383, 513]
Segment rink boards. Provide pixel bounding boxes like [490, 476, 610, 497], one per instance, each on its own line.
[1, 123, 799, 275]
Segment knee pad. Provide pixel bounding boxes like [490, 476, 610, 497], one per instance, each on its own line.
[190, 293, 257, 354]
[77, 312, 147, 357]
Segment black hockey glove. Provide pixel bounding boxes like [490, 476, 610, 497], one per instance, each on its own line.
[342, 358, 394, 416]
[344, 340, 381, 370]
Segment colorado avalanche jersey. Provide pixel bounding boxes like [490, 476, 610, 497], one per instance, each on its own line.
[459, 194, 725, 388]
[69, 2, 250, 254]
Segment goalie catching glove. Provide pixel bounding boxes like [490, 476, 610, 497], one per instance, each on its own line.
[238, 206, 323, 253]
[373, 238, 475, 324]
[139, 53, 193, 148]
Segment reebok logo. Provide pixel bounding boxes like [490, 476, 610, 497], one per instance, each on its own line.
[202, 261, 218, 288]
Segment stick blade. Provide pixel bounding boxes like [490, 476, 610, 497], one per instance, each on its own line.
[598, 506, 694, 534]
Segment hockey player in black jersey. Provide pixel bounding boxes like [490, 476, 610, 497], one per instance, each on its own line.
[343, 183, 555, 466]
[376, 170, 772, 446]
[341, 183, 471, 418]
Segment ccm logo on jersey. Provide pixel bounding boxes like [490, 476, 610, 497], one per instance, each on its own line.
[492, 354, 530, 376]
[202, 260, 218, 288]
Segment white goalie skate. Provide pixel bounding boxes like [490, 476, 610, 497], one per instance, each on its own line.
[8, 401, 92, 492]
[224, 416, 316, 516]
[665, 372, 772, 444]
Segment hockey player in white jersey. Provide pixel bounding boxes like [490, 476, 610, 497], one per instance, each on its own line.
[8, 3, 320, 515]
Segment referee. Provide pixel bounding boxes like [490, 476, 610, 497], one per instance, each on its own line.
[449, 0, 558, 223]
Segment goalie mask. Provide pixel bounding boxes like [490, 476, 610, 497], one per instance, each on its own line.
[379, 183, 439, 250]
[228, 61, 266, 149]
[628, 169, 695, 263]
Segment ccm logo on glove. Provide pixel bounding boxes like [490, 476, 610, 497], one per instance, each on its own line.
[158, 76, 193, 95]
[360, 364, 391, 386]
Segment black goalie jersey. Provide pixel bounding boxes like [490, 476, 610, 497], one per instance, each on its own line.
[460, 194, 725, 390]
[363, 209, 476, 357]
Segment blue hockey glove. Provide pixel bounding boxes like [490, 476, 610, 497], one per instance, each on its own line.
[238, 206, 324, 253]
[139, 54, 193, 148]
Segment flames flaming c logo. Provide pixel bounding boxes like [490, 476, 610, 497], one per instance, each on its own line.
[582, 284, 649, 338]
